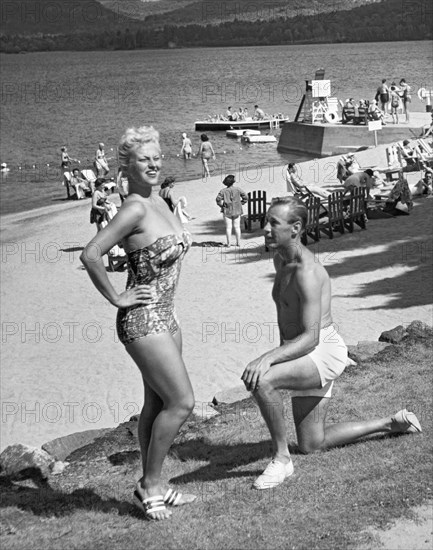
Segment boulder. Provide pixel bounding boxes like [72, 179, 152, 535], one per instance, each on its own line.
[65, 422, 139, 463]
[42, 428, 111, 461]
[405, 320, 433, 340]
[347, 341, 393, 363]
[379, 325, 408, 344]
[212, 385, 251, 406]
[0, 444, 55, 480]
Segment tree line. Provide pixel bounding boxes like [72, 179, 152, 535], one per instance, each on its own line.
[1, 0, 431, 53]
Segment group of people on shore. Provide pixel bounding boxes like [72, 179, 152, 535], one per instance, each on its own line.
[79, 124, 423, 522]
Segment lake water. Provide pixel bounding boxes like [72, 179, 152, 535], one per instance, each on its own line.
[1, 41, 432, 214]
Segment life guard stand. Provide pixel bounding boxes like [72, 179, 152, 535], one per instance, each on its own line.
[295, 69, 340, 124]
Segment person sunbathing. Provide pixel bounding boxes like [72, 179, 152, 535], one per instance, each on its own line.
[285, 163, 330, 200]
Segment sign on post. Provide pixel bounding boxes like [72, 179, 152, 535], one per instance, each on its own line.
[368, 120, 382, 146]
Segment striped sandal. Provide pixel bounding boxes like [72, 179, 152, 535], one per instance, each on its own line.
[164, 487, 196, 507]
[133, 491, 169, 520]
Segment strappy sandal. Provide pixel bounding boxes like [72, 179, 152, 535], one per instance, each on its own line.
[163, 487, 196, 507]
[133, 491, 168, 520]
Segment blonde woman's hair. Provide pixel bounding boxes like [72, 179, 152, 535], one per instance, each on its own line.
[118, 126, 160, 168]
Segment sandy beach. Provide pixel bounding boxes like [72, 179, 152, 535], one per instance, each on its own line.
[1, 144, 432, 451]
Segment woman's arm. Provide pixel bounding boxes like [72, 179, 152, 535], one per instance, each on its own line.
[92, 191, 106, 213]
[80, 201, 153, 308]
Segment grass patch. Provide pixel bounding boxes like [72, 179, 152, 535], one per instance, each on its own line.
[1, 340, 432, 549]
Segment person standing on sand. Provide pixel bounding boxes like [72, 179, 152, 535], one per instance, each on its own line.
[216, 174, 248, 247]
[198, 133, 215, 179]
[241, 197, 422, 490]
[81, 126, 196, 521]
[94, 142, 110, 177]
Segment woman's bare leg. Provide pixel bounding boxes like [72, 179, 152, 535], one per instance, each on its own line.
[126, 332, 194, 518]
[233, 216, 241, 246]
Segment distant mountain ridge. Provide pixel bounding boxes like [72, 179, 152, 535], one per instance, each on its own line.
[98, 0, 381, 26]
[0, 0, 382, 36]
[1, 0, 430, 53]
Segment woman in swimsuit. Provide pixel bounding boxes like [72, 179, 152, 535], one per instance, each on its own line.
[81, 126, 195, 521]
[198, 133, 215, 179]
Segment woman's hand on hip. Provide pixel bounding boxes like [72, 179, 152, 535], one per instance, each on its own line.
[114, 285, 156, 308]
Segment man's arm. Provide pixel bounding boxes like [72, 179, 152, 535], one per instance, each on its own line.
[242, 263, 323, 391]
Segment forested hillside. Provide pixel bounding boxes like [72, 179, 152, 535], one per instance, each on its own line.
[1, 0, 431, 53]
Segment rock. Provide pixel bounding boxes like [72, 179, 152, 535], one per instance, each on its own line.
[65, 422, 139, 463]
[347, 341, 393, 363]
[50, 461, 69, 475]
[405, 320, 433, 340]
[0, 444, 55, 480]
[193, 403, 219, 420]
[379, 325, 408, 344]
[212, 385, 251, 406]
[42, 428, 111, 461]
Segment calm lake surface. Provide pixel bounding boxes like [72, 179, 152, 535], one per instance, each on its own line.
[1, 41, 432, 214]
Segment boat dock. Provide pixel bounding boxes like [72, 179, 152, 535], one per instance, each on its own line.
[277, 112, 430, 156]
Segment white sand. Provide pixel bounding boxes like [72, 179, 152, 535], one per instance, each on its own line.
[1, 145, 432, 450]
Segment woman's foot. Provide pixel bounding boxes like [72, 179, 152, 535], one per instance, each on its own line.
[163, 487, 196, 507]
[134, 482, 172, 520]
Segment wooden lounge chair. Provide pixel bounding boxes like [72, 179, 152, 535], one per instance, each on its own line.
[319, 191, 345, 239]
[243, 190, 267, 231]
[301, 196, 321, 245]
[343, 187, 367, 233]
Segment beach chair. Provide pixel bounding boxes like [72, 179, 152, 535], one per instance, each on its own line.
[243, 190, 267, 232]
[81, 169, 97, 192]
[343, 187, 367, 233]
[108, 249, 127, 272]
[386, 145, 399, 167]
[301, 196, 321, 245]
[319, 191, 345, 239]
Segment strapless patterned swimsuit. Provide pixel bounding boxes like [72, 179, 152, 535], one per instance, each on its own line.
[116, 230, 192, 345]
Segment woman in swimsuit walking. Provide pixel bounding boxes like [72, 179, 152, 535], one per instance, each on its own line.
[198, 133, 215, 179]
[81, 126, 195, 521]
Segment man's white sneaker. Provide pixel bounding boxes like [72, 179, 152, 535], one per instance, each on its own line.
[252, 459, 294, 490]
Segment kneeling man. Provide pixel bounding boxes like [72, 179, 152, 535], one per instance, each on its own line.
[241, 197, 422, 490]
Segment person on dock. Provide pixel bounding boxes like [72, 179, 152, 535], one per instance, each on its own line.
[81, 126, 196, 521]
[216, 174, 248, 247]
[254, 105, 265, 120]
[389, 87, 401, 124]
[241, 196, 422, 490]
[198, 134, 216, 179]
[398, 78, 411, 123]
[375, 79, 390, 114]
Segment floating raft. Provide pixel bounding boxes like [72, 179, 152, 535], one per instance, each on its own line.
[241, 134, 277, 143]
[195, 118, 289, 131]
[226, 129, 261, 138]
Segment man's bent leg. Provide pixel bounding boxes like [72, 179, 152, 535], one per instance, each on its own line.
[253, 355, 322, 460]
[292, 396, 412, 454]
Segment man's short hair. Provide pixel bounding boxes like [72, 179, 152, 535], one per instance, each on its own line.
[269, 196, 307, 230]
[364, 169, 374, 177]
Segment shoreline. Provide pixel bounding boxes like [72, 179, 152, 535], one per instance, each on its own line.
[1, 143, 432, 451]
